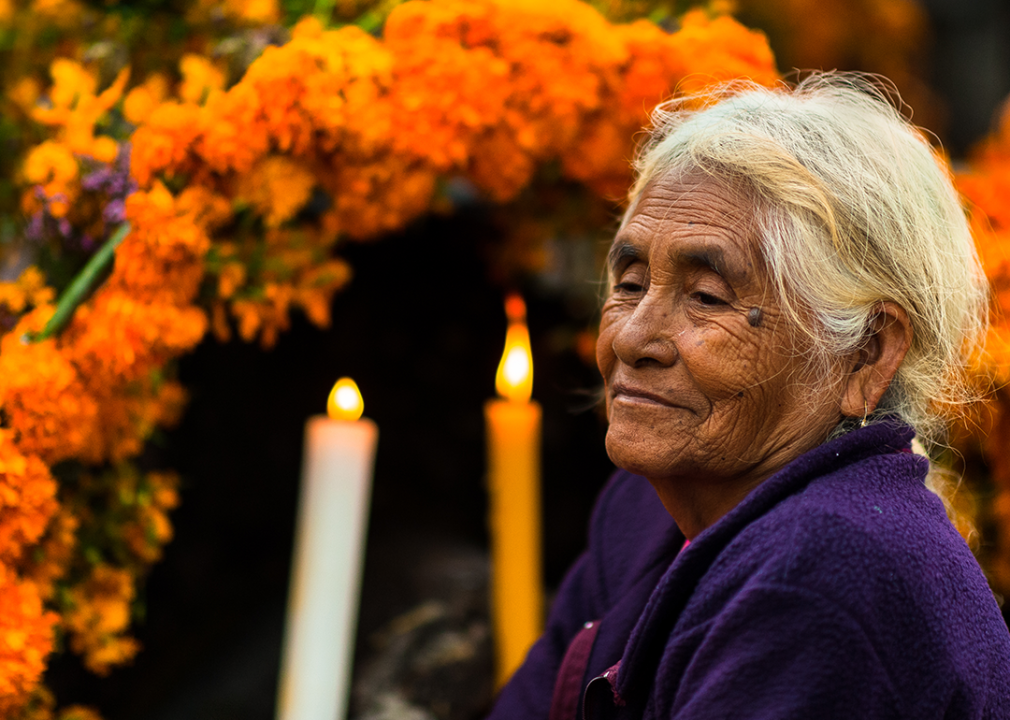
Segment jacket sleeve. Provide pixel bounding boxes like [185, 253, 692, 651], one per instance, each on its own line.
[484, 472, 626, 720]
[664, 583, 900, 720]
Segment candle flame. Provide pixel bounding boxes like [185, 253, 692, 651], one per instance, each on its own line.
[327, 377, 364, 421]
[495, 294, 533, 403]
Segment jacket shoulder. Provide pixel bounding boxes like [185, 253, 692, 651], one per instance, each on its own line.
[588, 469, 681, 610]
[687, 451, 1010, 712]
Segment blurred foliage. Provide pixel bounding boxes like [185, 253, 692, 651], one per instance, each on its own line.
[0, 0, 947, 258]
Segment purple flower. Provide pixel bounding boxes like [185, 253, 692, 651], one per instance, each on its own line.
[103, 199, 126, 224]
[82, 166, 113, 192]
[25, 213, 46, 244]
[25, 141, 137, 254]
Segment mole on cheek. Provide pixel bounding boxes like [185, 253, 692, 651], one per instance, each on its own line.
[747, 307, 763, 328]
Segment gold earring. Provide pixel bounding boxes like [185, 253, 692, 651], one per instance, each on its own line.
[860, 400, 868, 428]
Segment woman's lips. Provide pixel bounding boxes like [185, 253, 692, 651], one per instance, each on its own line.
[611, 383, 678, 407]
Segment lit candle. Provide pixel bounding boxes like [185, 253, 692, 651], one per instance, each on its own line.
[277, 378, 378, 720]
[484, 294, 543, 688]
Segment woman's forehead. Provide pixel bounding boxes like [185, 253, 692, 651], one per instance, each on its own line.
[612, 174, 761, 269]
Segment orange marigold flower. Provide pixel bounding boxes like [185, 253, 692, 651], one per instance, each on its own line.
[120, 470, 179, 564]
[466, 124, 535, 202]
[65, 292, 208, 389]
[113, 185, 211, 305]
[8, 77, 41, 115]
[26, 0, 84, 26]
[0, 432, 58, 565]
[211, 302, 231, 342]
[229, 299, 263, 344]
[179, 55, 226, 106]
[318, 155, 437, 239]
[18, 508, 77, 599]
[190, 0, 278, 24]
[123, 73, 170, 126]
[217, 263, 246, 300]
[957, 114, 1010, 381]
[147, 471, 180, 512]
[42, 59, 97, 115]
[667, 10, 778, 97]
[151, 381, 188, 430]
[0, 267, 55, 316]
[614, 19, 687, 123]
[386, 24, 508, 171]
[63, 564, 138, 676]
[10, 683, 58, 720]
[0, 332, 98, 466]
[226, 0, 279, 24]
[490, 0, 627, 157]
[294, 259, 352, 328]
[130, 102, 204, 188]
[236, 156, 315, 227]
[32, 61, 128, 162]
[240, 45, 319, 157]
[560, 118, 635, 200]
[67, 381, 155, 464]
[0, 565, 57, 716]
[22, 141, 78, 217]
[58, 705, 103, 720]
[175, 186, 233, 231]
[197, 83, 270, 174]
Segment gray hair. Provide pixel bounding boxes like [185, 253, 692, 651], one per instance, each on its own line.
[626, 73, 989, 450]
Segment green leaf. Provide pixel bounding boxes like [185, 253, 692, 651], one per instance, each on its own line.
[34, 222, 131, 341]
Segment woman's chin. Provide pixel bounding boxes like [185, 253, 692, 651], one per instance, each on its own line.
[604, 423, 681, 480]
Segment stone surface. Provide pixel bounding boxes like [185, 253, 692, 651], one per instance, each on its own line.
[352, 543, 494, 720]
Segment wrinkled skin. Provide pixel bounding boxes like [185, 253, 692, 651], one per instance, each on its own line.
[597, 173, 887, 538]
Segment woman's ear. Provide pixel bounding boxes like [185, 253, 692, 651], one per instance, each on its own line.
[840, 302, 913, 419]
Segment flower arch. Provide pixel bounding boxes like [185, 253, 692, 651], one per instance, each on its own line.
[5, 0, 1010, 713]
[0, 2, 781, 713]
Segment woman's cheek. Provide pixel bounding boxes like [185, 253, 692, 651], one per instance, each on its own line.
[595, 309, 621, 378]
[680, 327, 757, 399]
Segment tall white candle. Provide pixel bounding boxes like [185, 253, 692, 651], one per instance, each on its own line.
[277, 378, 378, 720]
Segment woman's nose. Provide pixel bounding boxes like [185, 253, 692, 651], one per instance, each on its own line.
[610, 294, 679, 368]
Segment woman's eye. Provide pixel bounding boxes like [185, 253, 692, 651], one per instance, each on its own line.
[614, 281, 644, 294]
[693, 292, 726, 306]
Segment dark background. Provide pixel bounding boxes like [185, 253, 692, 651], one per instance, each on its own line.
[48, 203, 616, 718]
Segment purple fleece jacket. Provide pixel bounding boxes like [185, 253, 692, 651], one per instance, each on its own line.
[486, 422, 1010, 719]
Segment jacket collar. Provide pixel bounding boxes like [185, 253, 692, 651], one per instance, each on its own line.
[614, 421, 919, 707]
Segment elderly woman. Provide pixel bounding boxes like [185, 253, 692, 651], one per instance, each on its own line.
[487, 74, 1010, 720]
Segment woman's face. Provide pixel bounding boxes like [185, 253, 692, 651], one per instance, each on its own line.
[597, 173, 842, 491]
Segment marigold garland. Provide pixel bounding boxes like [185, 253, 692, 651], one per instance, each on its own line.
[0, 1, 784, 714]
[0, 434, 59, 718]
[955, 99, 1010, 594]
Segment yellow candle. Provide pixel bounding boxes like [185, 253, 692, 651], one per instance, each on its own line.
[277, 378, 378, 720]
[485, 294, 543, 688]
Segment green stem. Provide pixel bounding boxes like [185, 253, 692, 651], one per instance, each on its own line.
[35, 222, 131, 342]
[313, 0, 336, 25]
[357, 0, 405, 33]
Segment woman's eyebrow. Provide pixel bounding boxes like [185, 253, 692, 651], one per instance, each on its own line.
[675, 246, 746, 282]
[607, 241, 643, 270]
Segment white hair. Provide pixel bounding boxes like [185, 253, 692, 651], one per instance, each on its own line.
[626, 73, 989, 450]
